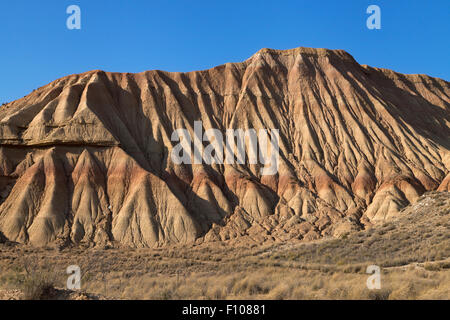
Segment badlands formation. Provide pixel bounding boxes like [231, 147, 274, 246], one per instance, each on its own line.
[0, 47, 448, 248]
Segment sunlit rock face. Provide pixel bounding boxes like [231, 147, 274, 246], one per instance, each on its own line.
[0, 47, 448, 247]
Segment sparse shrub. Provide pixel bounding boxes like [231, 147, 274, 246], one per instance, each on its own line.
[266, 283, 292, 300]
[389, 283, 417, 300]
[424, 263, 440, 271]
[21, 273, 56, 300]
[206, 286, 226, 299]
[311, 278, 324, 291]
[232, 274, 270, 296]
[328, 285, 349, 299]
[367, 288, 391, 300]
[14, 256, 59, 300]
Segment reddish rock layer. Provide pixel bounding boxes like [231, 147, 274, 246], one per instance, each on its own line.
[0, 47, 448, 247]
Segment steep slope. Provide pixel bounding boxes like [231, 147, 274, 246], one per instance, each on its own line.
[0, 47, 449, 247]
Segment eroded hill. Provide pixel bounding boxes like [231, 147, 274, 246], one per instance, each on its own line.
[0, 47, 449, 247]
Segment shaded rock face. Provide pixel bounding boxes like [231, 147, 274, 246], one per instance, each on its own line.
[0, 47, 449, 248]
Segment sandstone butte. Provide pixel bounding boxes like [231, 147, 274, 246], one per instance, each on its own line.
[0, 47, 449, 248]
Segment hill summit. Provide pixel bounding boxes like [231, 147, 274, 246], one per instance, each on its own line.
[0, 47, 448, 247]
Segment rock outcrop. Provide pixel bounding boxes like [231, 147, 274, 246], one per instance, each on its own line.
[0, 47, 448, 247]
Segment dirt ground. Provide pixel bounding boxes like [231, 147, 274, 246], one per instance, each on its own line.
[0, 192, 449, 300]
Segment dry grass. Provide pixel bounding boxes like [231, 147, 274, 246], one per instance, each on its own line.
[0, 191, 448, 300]
[110, 267, 448, 300]
[1, 254, 59, 300]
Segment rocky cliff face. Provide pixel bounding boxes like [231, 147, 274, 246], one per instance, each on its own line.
[0, 47, 449, 247]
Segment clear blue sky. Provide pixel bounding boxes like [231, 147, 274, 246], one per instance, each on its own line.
[1, 0, 449, 103]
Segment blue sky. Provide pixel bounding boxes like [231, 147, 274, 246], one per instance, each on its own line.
[0, 0, 449, 103]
